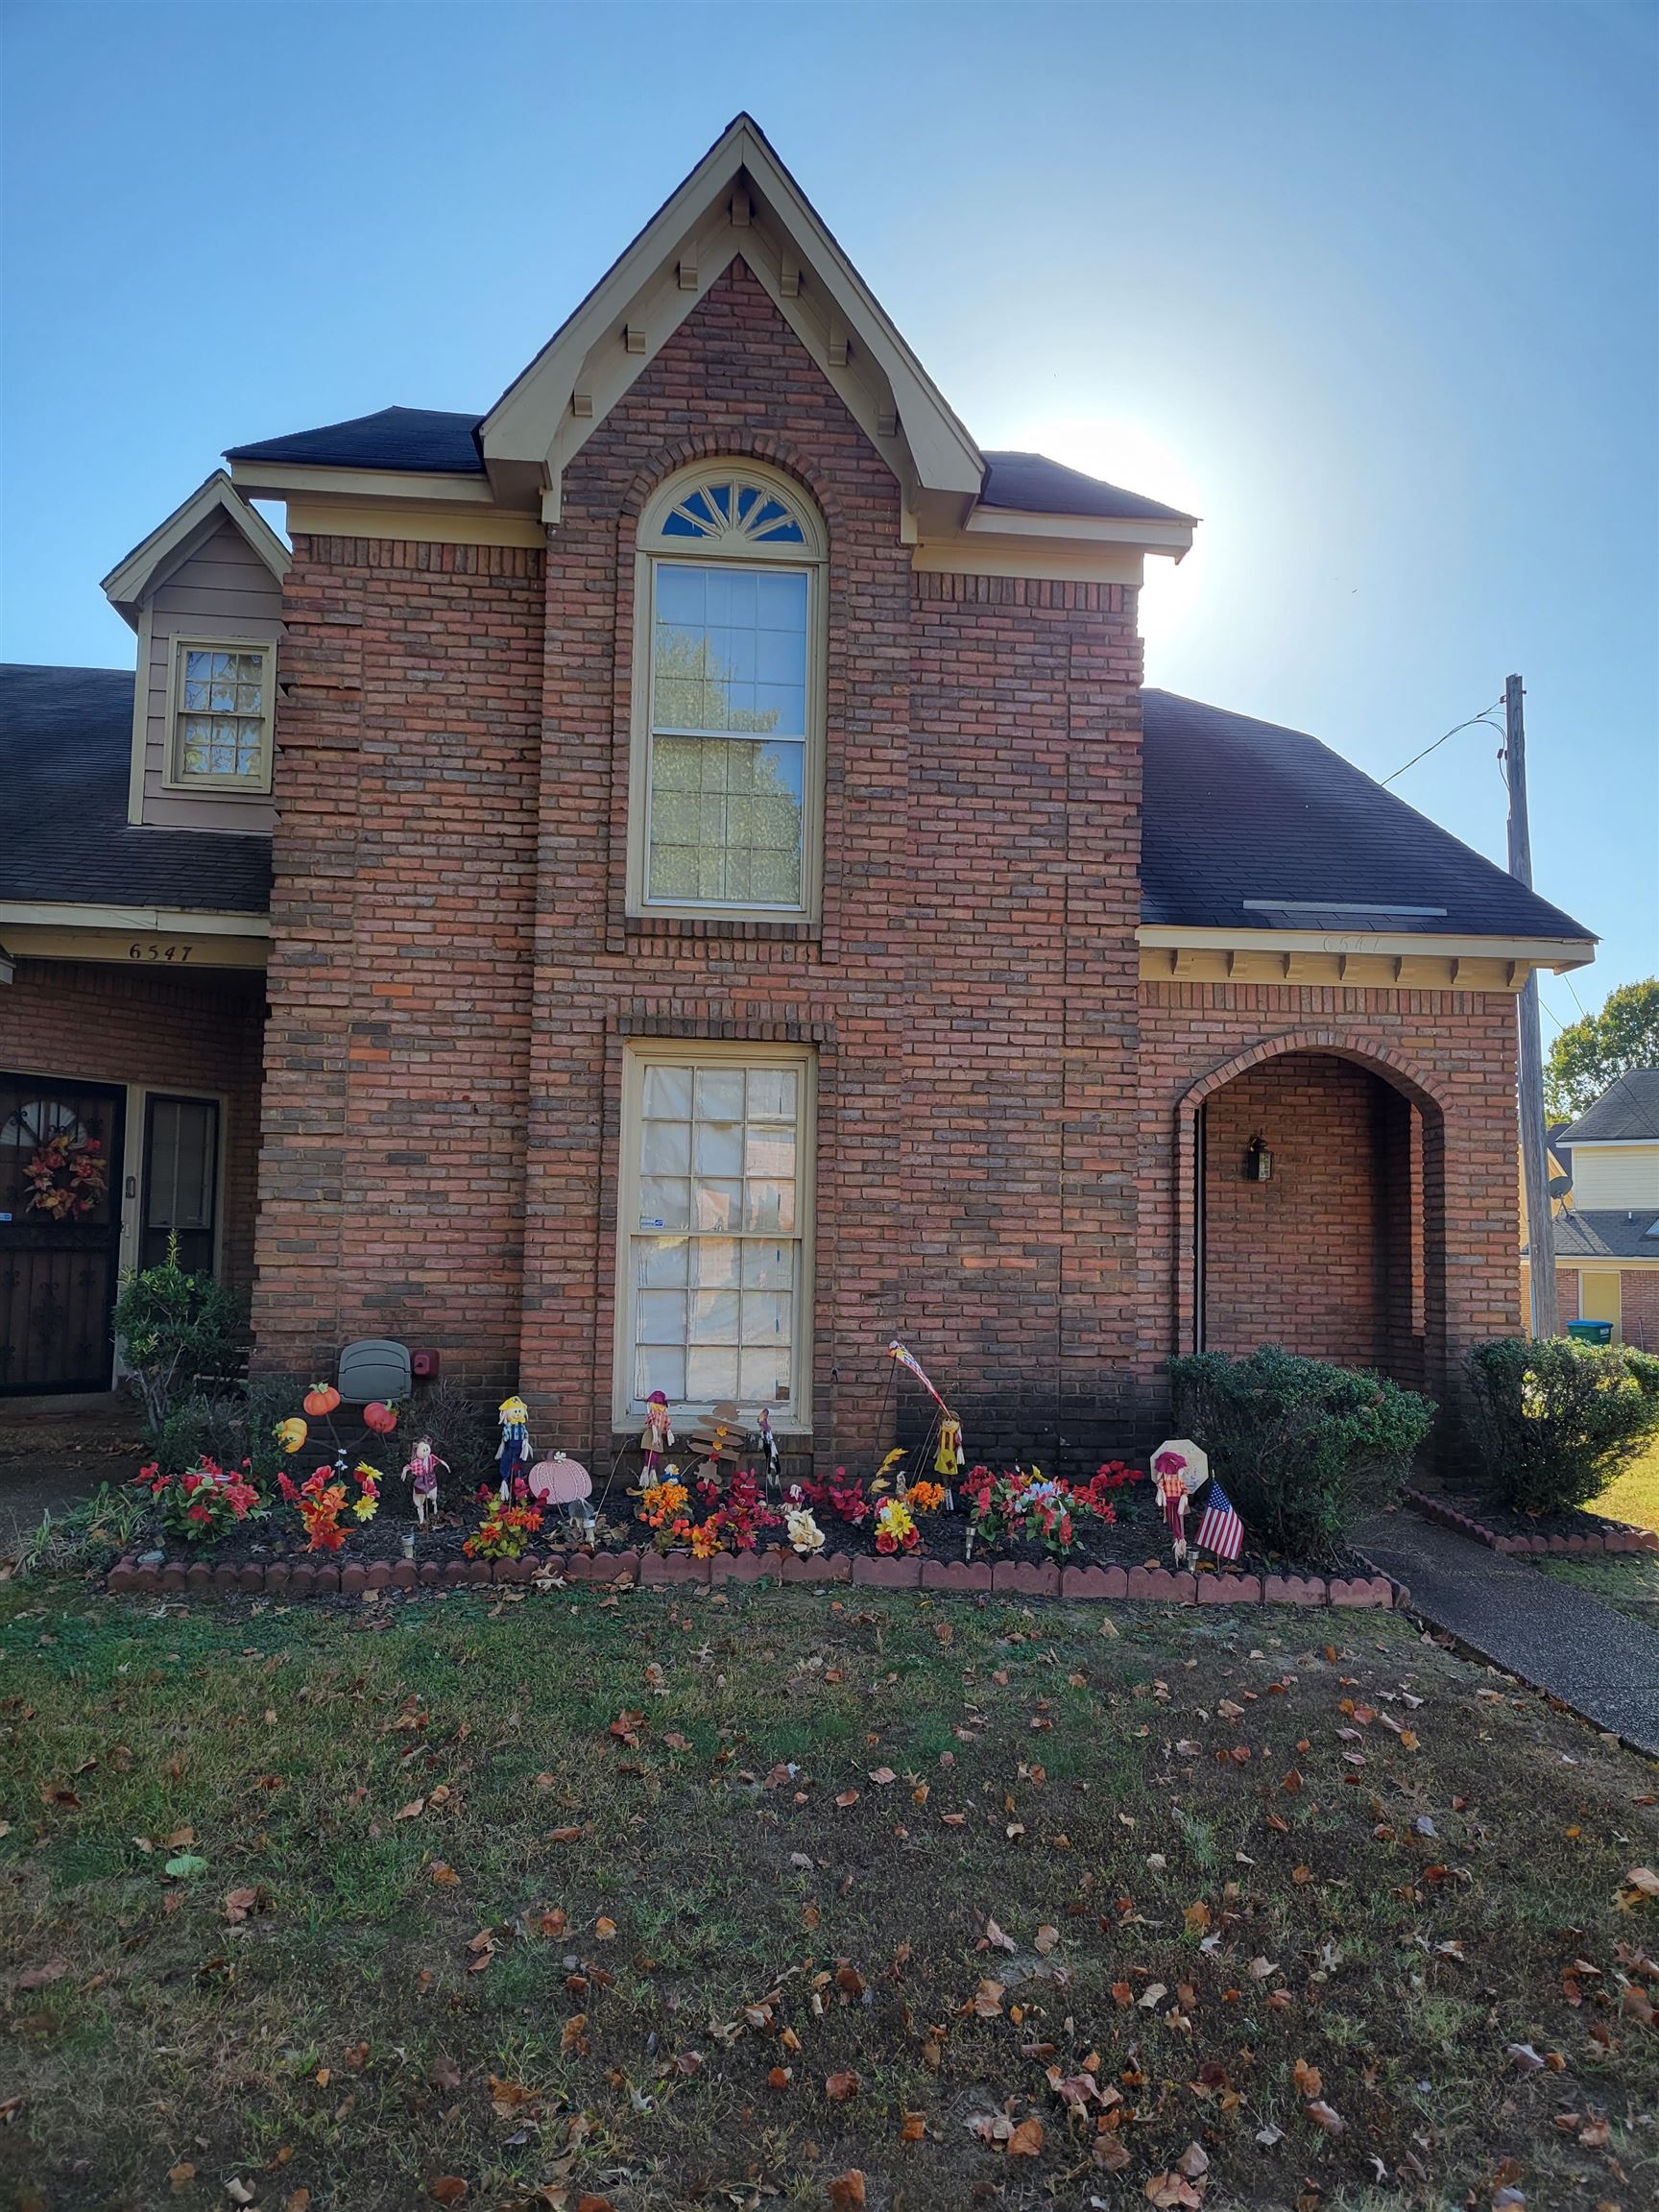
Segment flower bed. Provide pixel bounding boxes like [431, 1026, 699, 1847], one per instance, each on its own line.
[1406, 1484, 1659, 1557]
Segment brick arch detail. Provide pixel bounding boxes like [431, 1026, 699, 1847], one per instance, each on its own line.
[616, 432, 851, 541]
[1170, 1032, 1449, 1404]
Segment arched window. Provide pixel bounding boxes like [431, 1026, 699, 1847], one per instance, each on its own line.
[629, 464, 826, 919]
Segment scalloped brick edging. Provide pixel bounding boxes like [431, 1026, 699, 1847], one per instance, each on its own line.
[104, 1548, 1396, 1611]
[1406, 1487, 1659, 1558]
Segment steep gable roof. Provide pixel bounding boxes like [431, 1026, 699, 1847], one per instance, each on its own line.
[101, 470, 290, 629]
[1140, 689, 1593, 945]
[1559, 1069, 1659, 1146]
[479, 114, 982, 518]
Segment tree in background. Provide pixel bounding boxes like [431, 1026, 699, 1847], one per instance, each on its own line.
[1545, 976, 1659, 1120]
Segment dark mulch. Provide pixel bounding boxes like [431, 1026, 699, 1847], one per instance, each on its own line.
[1414, 1479, 1654, 1548]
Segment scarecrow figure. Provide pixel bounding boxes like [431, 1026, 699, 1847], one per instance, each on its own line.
[401, 1437, 449, 1526]
[933, 1412, 966, 1508]
[1150, 1438, 1209, 1566]
[639, 1389, 675, 1479]
[496, 1395, 534, 1501]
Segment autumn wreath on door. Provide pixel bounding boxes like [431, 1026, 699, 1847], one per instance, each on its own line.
[24, 1128, 109, 1219]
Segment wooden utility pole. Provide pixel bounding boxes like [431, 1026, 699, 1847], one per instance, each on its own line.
[1506, 673, 1559, 1338]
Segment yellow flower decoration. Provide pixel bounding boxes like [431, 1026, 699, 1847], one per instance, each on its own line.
[274, 1417, 307, 1455]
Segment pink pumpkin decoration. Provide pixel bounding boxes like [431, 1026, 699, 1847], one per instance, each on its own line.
[528, 1453, 591, 1507]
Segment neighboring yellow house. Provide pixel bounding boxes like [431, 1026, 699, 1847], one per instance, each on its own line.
[1522, 1069, 1659, 1346]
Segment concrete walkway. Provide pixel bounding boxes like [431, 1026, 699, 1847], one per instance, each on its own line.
[1356, 1509, 1659, 1758]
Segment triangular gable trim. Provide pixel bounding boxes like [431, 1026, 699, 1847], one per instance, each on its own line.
[481, 114, 983, 516]
[102, 471, 290, 627]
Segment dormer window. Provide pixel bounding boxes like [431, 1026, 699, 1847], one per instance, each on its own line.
[628, 464, 826, 921]
[167, 639, 275, 791]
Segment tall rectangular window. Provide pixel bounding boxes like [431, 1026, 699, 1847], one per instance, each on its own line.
[618, 1048, 813, 1424]
[169, 639, 275, 790]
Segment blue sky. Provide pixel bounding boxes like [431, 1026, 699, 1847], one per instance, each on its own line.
[3, 1, 1654, 1015]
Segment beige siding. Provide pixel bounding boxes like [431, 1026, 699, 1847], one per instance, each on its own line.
[138, 516, 281, 831]
[1569, 1142, 1659, 1211]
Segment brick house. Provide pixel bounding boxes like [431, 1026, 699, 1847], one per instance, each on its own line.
[0, 115, 1595, 1466]
[1523, 1070, 1659, 1350]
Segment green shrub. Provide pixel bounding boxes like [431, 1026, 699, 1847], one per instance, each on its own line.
[1464, 1337, 1659, 1516]
[1168, 1345, 1436, 1562]
[112, 1237, 246, 1436]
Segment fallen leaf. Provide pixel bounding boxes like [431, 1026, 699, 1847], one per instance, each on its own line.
[547, 1826, 582, 1843]
[430, 1863, 461, 1887]
[1292, 2058, 1323, 2098]
[1033, 1924, 1059, 1955]
[1007, 2115, 1044, 2156]
[767, 2065, 792, 2091]
[429, 2184, 469, 2207]
[826, 2069, 860, 2102]
[1306, 2099, 1346, 2135]
[829, 2174, 867, 2211]
[593, 1916, 617, 1942]
[16, 1961, 68, 1989]
[560, 2014, 588, 2053]
[973, 1979, 1005, 2017]
[167, 2164, 196, 2194]
[869, 1767, 897, 1786]
[835, 1791, 859, 1809]
[223, 1887, 259, 1924]
[899, 2110, 926, 2142]
[395, 1799, 425, 1821]
[984, 1916, 1017, 1953]
[430, 2056, 462, 2092]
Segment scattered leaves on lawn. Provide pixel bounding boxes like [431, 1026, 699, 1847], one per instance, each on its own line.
[825, 2069, 860, 2102]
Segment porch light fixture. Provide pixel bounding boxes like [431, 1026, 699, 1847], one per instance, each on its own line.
[1244, 1134, 1274, 1182]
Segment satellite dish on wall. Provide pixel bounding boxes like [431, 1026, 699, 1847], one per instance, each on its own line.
[1548, 1173, 1573, 1200]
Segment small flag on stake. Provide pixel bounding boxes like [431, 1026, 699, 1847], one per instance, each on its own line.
[1195, 1479, 1244, 1564]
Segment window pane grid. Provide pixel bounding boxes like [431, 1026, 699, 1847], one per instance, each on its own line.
[645, 556, 809, 910]
[176, 646, 269, 783]
[630, 1062, 804, 1413]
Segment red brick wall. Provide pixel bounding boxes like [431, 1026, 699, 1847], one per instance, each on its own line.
[1137, 986, 1523, 1425]
[249, 256, 1533, 1466]
[0, 957, 266, 1293]
[1198, 1049, 1420, 1376]
[249, 537, 544, 1384]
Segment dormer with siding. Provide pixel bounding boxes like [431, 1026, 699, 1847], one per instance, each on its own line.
[102, 471, 289, 834]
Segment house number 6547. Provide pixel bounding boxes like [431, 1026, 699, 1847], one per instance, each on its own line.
[127, 942, 193, 963]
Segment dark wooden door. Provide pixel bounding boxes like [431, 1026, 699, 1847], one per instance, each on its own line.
[0, 1075, 126, 1394]
[141, 1094, 220, 1277]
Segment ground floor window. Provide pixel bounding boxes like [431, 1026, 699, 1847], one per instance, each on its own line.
[616, 1045, 813, 1426]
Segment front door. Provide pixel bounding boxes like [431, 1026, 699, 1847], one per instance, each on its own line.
[0, 1075, 127, 1394]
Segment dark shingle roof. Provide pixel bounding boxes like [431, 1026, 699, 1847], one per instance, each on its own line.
[0, 665, 271, 914]
[977, 451, 1193, 525]
[1532, 1209, 1659, 1261]
[2, 667, 1593, 950]
[226, 406, 485, 474]
[1139, 689, 1593, 942]
[1559, 1070, 1659, 1146]
[224, 411, 1191, 524]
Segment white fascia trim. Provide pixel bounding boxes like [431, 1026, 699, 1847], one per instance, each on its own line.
[965, 505, 1194, 558]
[0, 902, 271, 938]
[481, 114, 982, 497]
[1562, 1138, 1659, 1149]
[102, 471, 291, 622]
[1138, 924, 1598, 969]
[228, 461, 500, 507]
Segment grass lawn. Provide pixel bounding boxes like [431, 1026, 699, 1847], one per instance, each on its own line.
[2, 1584, 1656, 2212]
[1540, 1551, 1659, 1631]
[1586, 1437, 1659, 1536]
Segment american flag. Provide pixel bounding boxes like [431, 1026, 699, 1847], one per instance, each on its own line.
[1195, 1480, 1244, 1563]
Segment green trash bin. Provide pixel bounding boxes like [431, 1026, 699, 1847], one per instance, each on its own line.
[1567, 1320, 1614, 1345]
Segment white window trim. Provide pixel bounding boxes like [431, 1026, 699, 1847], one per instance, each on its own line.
[625, 462, 827, 924]
[613, 1039, 816, 1432]
[161, 633, 276, 795]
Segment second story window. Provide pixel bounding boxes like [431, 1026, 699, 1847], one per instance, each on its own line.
[631, 467, 826, 920]
[168, 639, 275, 790]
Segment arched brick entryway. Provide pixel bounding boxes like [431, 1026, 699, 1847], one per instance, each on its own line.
[1173, 1035, 1450, 1403]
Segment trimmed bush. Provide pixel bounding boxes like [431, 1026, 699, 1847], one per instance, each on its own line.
[1168, 1345, 1435, 1562]
[1464, 1337, 1659, 1516]
[112, 1237, 246, 1436]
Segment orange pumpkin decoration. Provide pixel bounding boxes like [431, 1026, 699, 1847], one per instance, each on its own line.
[363, 1401, 397, 1435]
[303, 1382, 341, 1419]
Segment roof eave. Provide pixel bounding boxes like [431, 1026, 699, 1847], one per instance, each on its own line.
[966, 504, 1195, 561]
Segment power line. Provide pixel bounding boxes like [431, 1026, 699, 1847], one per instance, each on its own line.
[1382, 700, 1506, 787]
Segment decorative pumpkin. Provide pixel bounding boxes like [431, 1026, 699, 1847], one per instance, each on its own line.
[303, 1382, 341, 1419]
[363, 1401, 397, 1435]
[274, 1416, 307, 1455]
